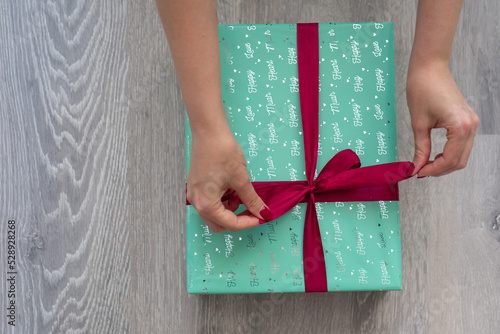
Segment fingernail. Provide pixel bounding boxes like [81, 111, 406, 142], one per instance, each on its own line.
[406, 163, 416, 177]
[259, 205, 274, 222]
[417, 175, 430, 179]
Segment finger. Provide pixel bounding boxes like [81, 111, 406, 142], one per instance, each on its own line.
[201, 200, 261, 232]
[200, 214, 227, 233]
[456, 112, 479, 169]
[411, 124, 432, 176]
[236, 209, 253, 217]
[192, 183, 259, 231]
[417, 120, 470, 177]
[432, 115, 479, 177]
[229, 170, 274, 222]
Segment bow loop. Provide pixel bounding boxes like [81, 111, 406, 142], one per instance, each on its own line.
[314, 149, 362, 192]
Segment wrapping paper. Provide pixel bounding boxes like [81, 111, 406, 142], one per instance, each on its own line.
[186, 22, 404, 293]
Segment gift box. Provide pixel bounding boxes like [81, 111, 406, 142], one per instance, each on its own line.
[185, 22, 412, 293]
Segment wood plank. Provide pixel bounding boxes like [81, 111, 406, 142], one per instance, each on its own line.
[0, 1, 131, 333]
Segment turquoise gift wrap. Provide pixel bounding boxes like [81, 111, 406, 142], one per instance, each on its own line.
[185, 22, 402, 293]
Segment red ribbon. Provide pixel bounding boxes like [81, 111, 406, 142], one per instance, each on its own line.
[187, 23, 414, 293]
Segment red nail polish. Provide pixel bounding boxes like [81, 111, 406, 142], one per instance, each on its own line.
[259, 205, 274, 222]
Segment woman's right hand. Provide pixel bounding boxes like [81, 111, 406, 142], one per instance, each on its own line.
[187, 124, 273, 233]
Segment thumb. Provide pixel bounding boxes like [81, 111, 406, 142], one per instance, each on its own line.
[231, 176, 273, 222]
[412, 125, 432, 176]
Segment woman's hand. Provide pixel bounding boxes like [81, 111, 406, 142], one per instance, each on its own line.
[407, 62, 479, 177]
[187, 123, 273, 233]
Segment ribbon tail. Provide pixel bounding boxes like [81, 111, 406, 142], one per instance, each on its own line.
[303, 194, 328, 292]
[316, 161, 414, 191]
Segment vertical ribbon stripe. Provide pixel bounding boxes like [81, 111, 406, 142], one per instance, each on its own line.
[297, 23, 328, 292]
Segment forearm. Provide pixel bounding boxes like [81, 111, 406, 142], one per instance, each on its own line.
[156, 0, 230, 135]
[406, 0, 479, 178]
[409, 0, 464, 69]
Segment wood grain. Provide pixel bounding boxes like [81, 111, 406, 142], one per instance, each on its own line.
[1, 1, 130, 333]
[1, 0, 499, 333]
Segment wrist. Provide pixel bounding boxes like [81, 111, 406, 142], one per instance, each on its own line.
[407, 57, 451, 91]
[408, 48, 450, 79]
[408, 53, 449, 74]
[189, 106, 233, 139]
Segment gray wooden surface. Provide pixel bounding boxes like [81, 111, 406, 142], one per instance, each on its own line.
[1, 0, 498, 333]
